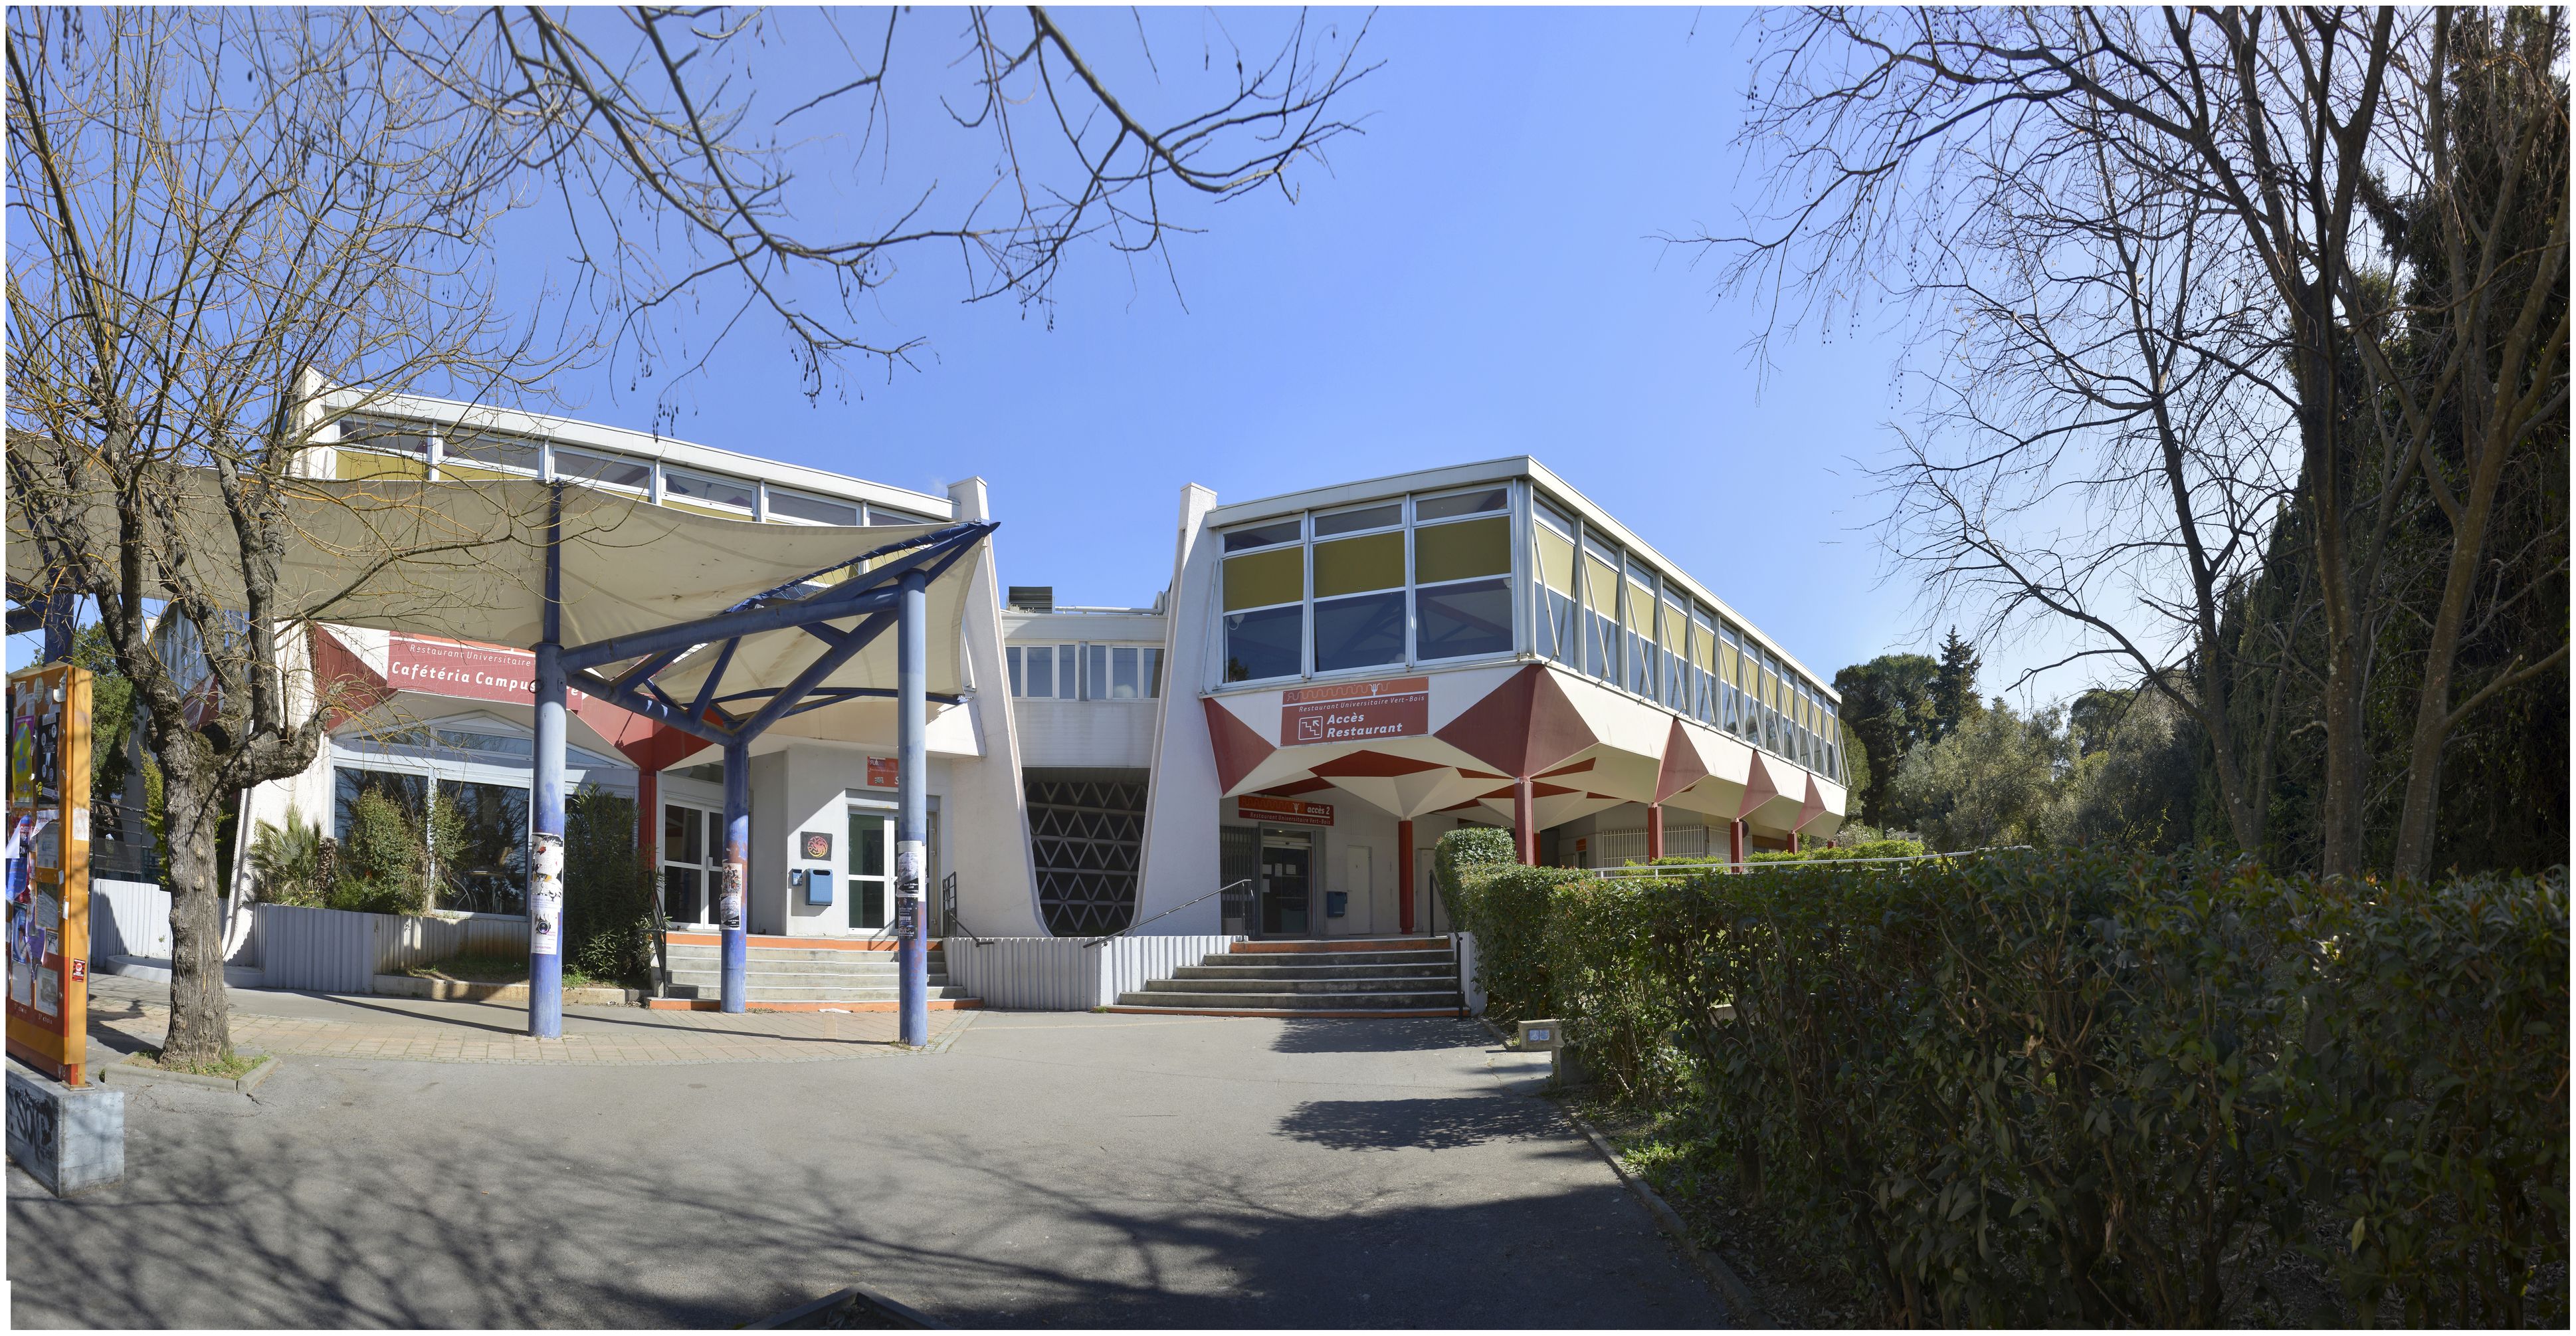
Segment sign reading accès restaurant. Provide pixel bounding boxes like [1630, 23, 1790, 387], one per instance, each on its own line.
[1279, 676, 1429, 746]
[1237, 794, 1334, 826]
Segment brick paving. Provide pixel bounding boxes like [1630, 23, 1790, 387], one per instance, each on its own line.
[82, 974, 977, 1067]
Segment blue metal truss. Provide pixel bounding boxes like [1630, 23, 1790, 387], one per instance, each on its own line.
[560, 520, 993, 747]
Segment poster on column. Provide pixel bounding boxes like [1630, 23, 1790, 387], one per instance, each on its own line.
[6, 665, 90, 1086]
[528, 832, 563, 956]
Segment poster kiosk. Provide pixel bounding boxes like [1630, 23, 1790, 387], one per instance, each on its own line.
[5, 663, 122, 1196]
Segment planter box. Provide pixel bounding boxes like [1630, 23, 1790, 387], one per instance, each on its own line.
[368, 974, 639, 1006]
[258, 905, 528, 994]
[942, 934, 1240, 1010]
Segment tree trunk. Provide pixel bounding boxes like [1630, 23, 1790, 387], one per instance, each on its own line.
[158, 770, 234, 1065]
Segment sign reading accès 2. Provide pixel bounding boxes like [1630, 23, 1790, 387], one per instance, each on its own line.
[1279, 676, 1429, 746]
[1237, 794, 1334, 826]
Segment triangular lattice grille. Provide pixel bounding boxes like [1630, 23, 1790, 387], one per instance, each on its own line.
[1028, 776, 1148, 936]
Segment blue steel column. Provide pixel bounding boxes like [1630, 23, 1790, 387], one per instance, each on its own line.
[896, 568, 928, 1048]
[720, 741, 749, 1013]
[528, 488, 567, 1038]
[40, 588, 74, 664]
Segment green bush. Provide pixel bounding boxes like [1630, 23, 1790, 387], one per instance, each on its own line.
[247, 810, 327, 907]
[563, 786, 656, 987]
[332, 788, 431, 915]
[1484, 847, 2567, 1326]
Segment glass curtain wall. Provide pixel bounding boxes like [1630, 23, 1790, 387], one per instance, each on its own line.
[1220, 518, 1306, 683]
[1411, 488, 1514, 659]
[1533, 502, 1581, 665]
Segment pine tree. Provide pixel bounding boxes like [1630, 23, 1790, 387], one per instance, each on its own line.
[1930, 627, 1983, 742]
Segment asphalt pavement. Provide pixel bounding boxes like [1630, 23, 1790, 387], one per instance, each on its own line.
[9, 1006, 1728, 1328]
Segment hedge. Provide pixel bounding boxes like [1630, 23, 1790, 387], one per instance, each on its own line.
[1440, 843, 2569, 1327]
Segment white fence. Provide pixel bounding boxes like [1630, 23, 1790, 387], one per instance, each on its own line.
[256, 905, 526, 993]
[1456, 931, 1485, 1016]
[943, 933, 1239, 1010]
[90, 879, 174, 961]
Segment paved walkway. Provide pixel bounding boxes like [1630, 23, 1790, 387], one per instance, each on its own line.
[13, 1004, 1730, 1328]
[80, 974, 977, 1067]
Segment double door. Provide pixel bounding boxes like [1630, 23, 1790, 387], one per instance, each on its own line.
[660, 799, 922, 936]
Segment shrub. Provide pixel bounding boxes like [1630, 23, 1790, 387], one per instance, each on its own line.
[247, 810, 327, 907]
[1533, 849, 2569, 1327]
[331, 788, 429, 915]
[563, 786, 655, 987]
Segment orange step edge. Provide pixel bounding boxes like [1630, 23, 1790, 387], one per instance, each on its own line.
[1102, 1006, 1464, 1019]
[1227, 939, 1448, 955]
[665, 933, 954, 952]
[644, 998, 984, 1013]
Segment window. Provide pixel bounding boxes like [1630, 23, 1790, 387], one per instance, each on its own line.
[1581, 536, 1623, 685]
[1314, 501, 1402, 537]
[664, 468, 755, 513]
[1223, 518, 1302, 554]
[1007, 644, 1077, 699]
[441, 780, 530, 915]
[1413, 510, 1512, 661]
[1533, 503, 1580, 666]
[1222, 523, 1306, 682]
[1415, 487, 1508, 522]
[662, 803, 714, 923]
[1312, 526, 1406, 671]
[551, 447, 651, 491]
[1624, 561, 1660, 699]
[1660, 587, 1694, 713]
[866, 504, 938, 526]
[441, 431, 540, 476]
[767, 489, 860, 526]
[435, 728, 532, 758]
[336, 418, 429, 457]
[1690, 605, 1719, 726]
[1081, 645, 1162, 699]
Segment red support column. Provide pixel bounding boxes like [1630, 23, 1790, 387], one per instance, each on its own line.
[1514, 776, 1538, 865]
[637, 770, 659, 865]
[1646, 804, 1664, 861]
[1397, 820, 1417, 935]
[1729, 818, 1745, 869]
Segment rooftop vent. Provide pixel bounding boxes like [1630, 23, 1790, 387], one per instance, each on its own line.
[1007, 586, 1054, 613]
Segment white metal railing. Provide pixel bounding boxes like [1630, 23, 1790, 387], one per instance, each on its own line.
[1581, 846, 2032, 878]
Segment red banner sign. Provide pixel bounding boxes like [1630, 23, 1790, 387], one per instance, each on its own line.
[865, 756, 900, 789]
[1279, 675, 1429, 746]
[1237, 794, 1334, 826]
[385, 635, 541, 703]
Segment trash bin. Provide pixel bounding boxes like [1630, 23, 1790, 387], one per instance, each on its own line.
[1324, 891, 1348, 918]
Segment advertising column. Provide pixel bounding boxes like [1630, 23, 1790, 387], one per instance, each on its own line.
[7, 665, 91, 1085]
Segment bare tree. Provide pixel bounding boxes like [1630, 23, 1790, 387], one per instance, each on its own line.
[1690, 6, 2567, 877]
[7, 5, 1371, 1063]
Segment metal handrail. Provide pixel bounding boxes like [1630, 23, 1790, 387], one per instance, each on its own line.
[941, 873, 993, 948]
[1082, 879, 1252, 948]
[1583, 845, 2032, 877]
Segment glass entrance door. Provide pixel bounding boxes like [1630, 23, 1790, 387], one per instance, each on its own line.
[1259, 830, 1312, 937]
[847, 808, 891, 933]
[662, 803, 720, 925]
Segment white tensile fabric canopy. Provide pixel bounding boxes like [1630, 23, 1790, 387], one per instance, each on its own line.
[7, 470, 981, 703]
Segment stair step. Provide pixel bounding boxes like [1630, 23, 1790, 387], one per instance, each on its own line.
[660, 983, 979, 1002]
[1227, 937, 1449, 954]
[1114, 989, 1464, 1010]
[666, 970, 950, 989]
[1171, 962, 1456, 981]
[1206, 949, 1452, 968]
[1145, 976, 1455, 996]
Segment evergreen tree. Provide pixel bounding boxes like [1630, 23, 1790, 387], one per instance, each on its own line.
[1930, 627, 1983, 741]
[1833, 653, 1937, 821]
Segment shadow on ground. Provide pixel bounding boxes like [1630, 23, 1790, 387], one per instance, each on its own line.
[1267, 1016, 1488, 1054]
[1276, 1097, 1562, 1152]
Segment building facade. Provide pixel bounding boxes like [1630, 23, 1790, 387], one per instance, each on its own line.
[240, 397, 1847, 954]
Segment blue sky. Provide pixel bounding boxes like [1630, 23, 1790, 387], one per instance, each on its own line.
[17, 7, 2079, 702]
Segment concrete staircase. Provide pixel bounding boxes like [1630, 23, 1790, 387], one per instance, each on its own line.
[655, 935, 980, 1011]
[1107, 937, 1466, 1017]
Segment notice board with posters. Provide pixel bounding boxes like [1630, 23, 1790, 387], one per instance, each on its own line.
[7, 665, 90, 1086]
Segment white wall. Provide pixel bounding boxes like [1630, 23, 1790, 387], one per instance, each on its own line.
[1011, 699, 1159, 768]
[946, 477, 1048, 937]
[1131, 484, 1225, 934]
